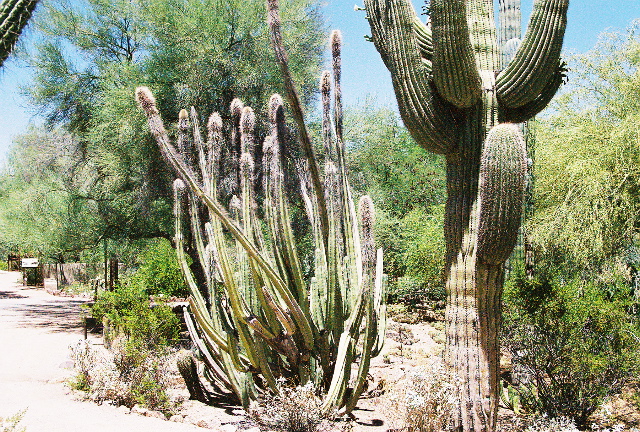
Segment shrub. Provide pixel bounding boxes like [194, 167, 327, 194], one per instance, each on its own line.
[502, 268, 640, 428]
[129, 239, 188, 298]
[379, 206, 445, 305]
[384, 361, 458, 432]
[249, 380, 340, 432]
[91, 283, 179, 349]
[84, 282, 179, 413]
[70, 338, 173, 414]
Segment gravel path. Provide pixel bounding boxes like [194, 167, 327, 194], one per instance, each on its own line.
[0, 271, 200, 432]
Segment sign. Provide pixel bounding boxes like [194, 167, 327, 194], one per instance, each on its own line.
[21, 258, 39, 268]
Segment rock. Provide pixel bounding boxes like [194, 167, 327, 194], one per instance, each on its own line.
[169, 415, 185, 423]
[243, 427, 260, 432]
[131, 404, 149, 416]
[219, 424, 238, 432]
[117, 405, 130, 414]
[145, 410, 166, 420]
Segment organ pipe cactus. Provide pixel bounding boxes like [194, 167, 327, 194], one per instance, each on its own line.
[135, 22, 386, 412]
[363, 0, 568, 430]
[0, 0, 38, 67]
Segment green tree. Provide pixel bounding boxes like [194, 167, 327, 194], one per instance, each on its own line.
[344, 103, 446, 217]
[343, 104, 447, 303]
[532, 23, 640, 278]
[20, 0, 325, 246]
[0, 127, 104, 261]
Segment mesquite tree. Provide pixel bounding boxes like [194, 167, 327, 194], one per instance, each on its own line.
[0, 0, 38, 67]
[363, 0, 568, 430]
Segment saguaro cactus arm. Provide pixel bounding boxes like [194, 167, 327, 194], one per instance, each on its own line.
[496, 0, 569, 108]
[0, 0, 38, 67]
[431, 0, 481, 108]
[363, 0, 460, 154]
[499, 61, 566, 123]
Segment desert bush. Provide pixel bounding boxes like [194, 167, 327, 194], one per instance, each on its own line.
[249, 380, 341, 432]
[502, 267, 640, 428]
[0, 410, 26, 432]
[520, 415, 579, 432]
[91, 283, 179, 349]
[384, 361, 458, 432]
[129, 239, 188, 298]
[380, 206, 445, 305]
[70, 338, 173, 413]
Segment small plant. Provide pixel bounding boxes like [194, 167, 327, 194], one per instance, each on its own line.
[69, 338, 174, 414]
[502, 268, 640, 428]
[91, 283, 179, 349]
[0, 410, 26, 432]
[386, 361, 459, 432]
[521, 415, 579, 432]
[249, 379, 341, 432]
[129, 239, 188, 298]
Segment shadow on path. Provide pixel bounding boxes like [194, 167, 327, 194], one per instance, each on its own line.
[9, 300, 87, 332]
[0, 290, 27, 299]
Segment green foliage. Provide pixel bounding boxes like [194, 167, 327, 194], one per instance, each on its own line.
[343, 104, 446, 306]
[89, 281, 178, 413]
[378, 206, 445, 305]
[0, 127, 104, 260]
[344, 103, 446, 217]
[502, 266, 640, 428]
[129, 238, 187, 297]
[532, 23, 640, 277]
[91, 283, 179, 349]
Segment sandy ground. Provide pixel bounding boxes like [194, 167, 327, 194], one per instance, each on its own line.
[0, 270, 202, 432]
[0, 269, 445, 432]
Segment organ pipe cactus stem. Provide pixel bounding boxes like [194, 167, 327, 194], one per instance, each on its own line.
[0, 0, 38, 68]
[364, 0, 568, 430]
[136, 19, 386, 412]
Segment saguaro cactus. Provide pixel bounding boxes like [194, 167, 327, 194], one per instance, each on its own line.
[136, 22, 386, 413]
[0, 0, 38, 67]
[363, 0, 568, 430]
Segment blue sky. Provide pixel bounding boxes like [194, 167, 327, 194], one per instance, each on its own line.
[0, 0, 638, 160]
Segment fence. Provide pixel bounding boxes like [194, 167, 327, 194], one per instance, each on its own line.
[41, 262, 128, 287]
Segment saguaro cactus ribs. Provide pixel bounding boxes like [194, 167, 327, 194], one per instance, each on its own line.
[363, 0, 568, 430]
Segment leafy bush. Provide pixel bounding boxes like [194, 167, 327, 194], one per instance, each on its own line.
[91, 282, 179, 349]
[70, 339, 173, 413]
[129, 239, 188, 298]
[502, 267, 640, 428]
[86, 281, 179, 412]
[378, 206, 445, 305]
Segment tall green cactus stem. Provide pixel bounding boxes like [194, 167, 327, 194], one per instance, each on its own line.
[364, 0, 568, 430]
[0, 0, 38, 68]
[498, 0, 521, 67]
[136, 25, 386, 413]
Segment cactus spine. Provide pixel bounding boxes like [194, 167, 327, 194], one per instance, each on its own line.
[363, 0, 568, 430]
[136, 18, 386, 412]
[0, 0, 38, 67]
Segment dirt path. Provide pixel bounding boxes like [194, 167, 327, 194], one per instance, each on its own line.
[0, 271, 201, 432]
